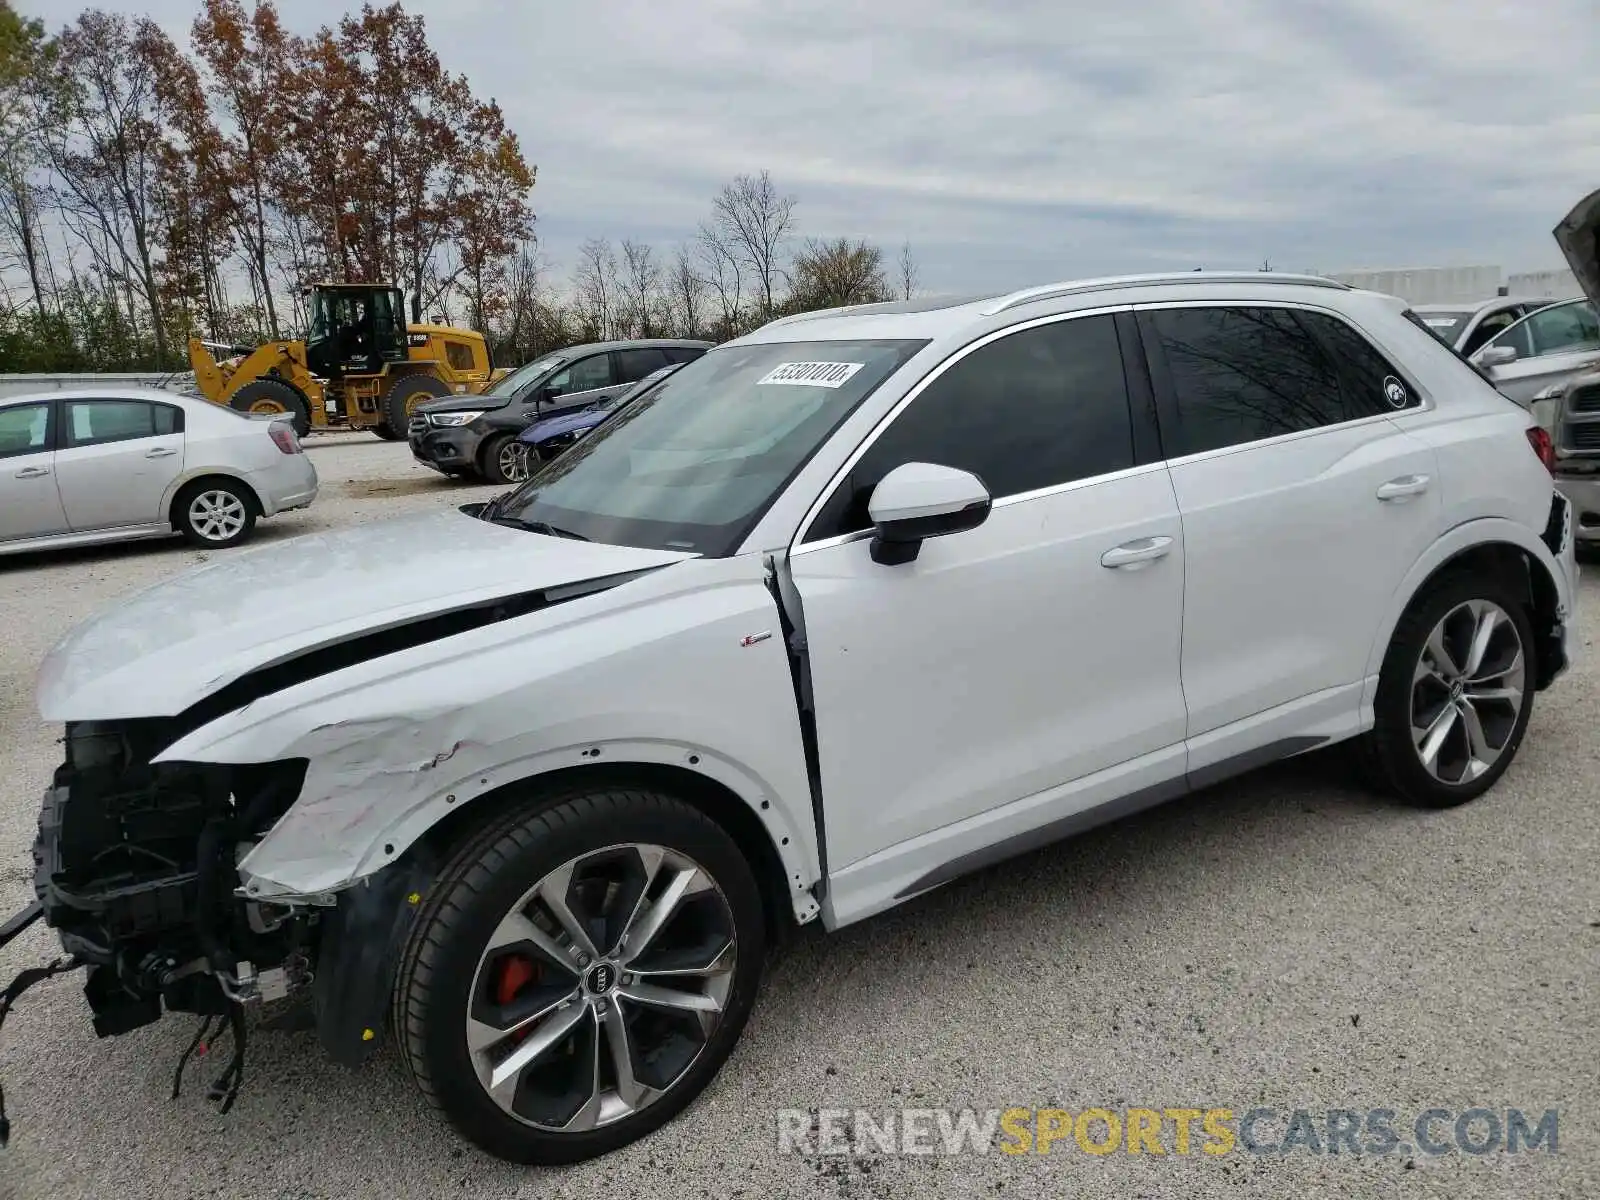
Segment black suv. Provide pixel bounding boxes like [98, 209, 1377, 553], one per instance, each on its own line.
[408, 338, 714, 482]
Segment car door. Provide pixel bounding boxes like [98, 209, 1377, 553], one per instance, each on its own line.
[0, 400, 68, 542]
[787, 311, 1188, 881]
[53, 398, 186, 532]
[1473, 298, 1600, 405]
[1137, 303, 1442, 769]
[538, 352, 620, 418]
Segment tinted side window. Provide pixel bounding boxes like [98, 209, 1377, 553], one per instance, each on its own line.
[546, 354, 614, 396]
[445, 341, 476, 371]
[616, 348, 670, 382]
[1295, 310, 1418, 414]
[152, 403, 183, 434]
[65, 400, 164, 447]
[0, 402, 50, 458]
[1144, 306, 1345, 457]
[665, 346, 709, 364]
[566, 354, 614, 392]
[807, 314, 1134, 540]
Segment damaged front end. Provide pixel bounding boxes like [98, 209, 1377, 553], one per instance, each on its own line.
[2, 717, 425, 1145]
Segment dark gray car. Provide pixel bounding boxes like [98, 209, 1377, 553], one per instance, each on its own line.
[408, 339, 714, 482]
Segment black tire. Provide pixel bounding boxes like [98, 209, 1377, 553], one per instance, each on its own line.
[173, 477, 258, 548]
[373, 421, 405, 441]
[228, 378, 312, 438]
[479, 432, 528, 485]
[1355, 570, 1537, 808]
[382, 374, 452, 435]
[393, 785, 766, 1165]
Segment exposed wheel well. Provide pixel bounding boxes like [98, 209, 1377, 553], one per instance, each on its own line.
[169, 473, 263, 528]
[1404, 540, 1565, 689]
[417, 762, 803, 946]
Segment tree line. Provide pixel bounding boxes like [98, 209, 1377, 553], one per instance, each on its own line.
[0, 0, 919, 374]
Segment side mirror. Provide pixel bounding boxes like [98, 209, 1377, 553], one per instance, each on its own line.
[867, 462, 991, 566]
[1475, 344, 1518, 368]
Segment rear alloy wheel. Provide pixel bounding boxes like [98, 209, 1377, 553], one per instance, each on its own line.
[1357, 573, 1536, 807]
[395, 788, 765, 1164]
[481, 432, 530, 485]
[1410, 599, 1526, 787]
[175, 479, 256, 548]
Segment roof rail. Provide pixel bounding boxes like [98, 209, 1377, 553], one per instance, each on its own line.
[979, 271, 1350, 315]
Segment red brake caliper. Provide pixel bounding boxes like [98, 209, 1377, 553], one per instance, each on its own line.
[495, 956, 539, 1043]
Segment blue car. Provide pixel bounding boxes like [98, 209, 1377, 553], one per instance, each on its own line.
[517, 362, 683, 464]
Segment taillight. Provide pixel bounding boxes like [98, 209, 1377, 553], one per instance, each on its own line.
[269, 425, 303, 455]
[1525, 425, 1554, 473]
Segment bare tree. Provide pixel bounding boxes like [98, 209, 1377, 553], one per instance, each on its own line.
[39, 12, 181, 361]
[571, 236, 618, 341]
[617, 238, 662, 337]
[898, 240, 919, 301]
[0, 166, 51, 314]
[695, 220, 743, 337]
[666, 243, 706, 339]
[710, 170, 794, 321]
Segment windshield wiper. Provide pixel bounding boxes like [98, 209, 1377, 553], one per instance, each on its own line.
[489, 515, 590, 541]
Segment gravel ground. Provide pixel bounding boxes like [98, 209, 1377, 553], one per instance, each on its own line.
[1, 434, 1597, 1200]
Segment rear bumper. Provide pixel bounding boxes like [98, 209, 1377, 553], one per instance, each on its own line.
[1554, 469, 1600, 542]
[252, 458, 320, 518]
[1538, 492, 1580, 689]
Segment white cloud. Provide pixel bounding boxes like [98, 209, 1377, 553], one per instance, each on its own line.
[25, 0, 1600, 292]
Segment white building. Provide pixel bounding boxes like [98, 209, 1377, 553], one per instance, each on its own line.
[1322, 265, 1580, 305]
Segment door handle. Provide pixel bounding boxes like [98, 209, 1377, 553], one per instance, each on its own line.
[14, 465, 49, 479]
[1376, 474, 1431, 501]
[1100, 535, 1174, 569]
[145, 447, 177, 458]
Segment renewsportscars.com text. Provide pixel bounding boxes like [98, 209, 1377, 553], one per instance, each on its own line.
[776, 1106, 1560, 1158]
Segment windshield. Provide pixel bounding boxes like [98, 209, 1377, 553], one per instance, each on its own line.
[1416, 311, 1470, 344]
[492, 338, 927, 554]
[486, 354, 568, 398]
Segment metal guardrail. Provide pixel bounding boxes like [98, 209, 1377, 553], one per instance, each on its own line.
[0, 372, 196, 399]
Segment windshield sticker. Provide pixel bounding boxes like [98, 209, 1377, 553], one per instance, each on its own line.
[756, 361, 865, 388]
[1422, 317, 1458, 328]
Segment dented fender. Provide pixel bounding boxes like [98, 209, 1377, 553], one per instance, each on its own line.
[152, 554, 824, 923]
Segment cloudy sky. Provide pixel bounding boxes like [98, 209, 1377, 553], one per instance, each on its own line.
[25, 0, 1600, 295]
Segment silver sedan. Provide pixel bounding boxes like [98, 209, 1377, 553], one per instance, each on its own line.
[0, 386, 318, 557]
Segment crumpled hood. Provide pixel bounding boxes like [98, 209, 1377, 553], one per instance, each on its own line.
[37, 509, 693, 720]
[1554, 188, 1600, 306]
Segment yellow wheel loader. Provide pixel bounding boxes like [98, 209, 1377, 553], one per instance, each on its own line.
[188, 282, 504, 439]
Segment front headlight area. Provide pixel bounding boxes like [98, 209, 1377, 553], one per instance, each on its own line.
[34, 720, 316, 1036]
[427, 410, 486, 427]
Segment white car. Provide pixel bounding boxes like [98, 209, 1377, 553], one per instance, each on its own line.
[0, 387, 318, 555]
[1469, 295, 1600, 406]
[1412, 296, 1552, 356]
[2, 272, 1578, 1164]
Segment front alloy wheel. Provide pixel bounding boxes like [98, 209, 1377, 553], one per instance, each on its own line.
[395, 786, 766, 1164]
[499, 439, 530, 484]
[467, 844, 737, 1131]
